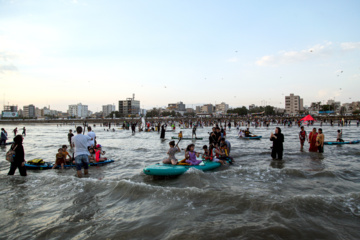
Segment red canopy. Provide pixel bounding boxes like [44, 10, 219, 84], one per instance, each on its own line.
[300, 114, 316, 122]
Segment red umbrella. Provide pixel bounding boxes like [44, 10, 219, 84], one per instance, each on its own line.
[300, 115, 316, 122]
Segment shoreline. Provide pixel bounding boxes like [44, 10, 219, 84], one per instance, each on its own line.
[0, 116, 358, 125]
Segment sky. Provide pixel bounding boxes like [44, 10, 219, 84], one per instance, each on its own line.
[1, 0, 360, 112]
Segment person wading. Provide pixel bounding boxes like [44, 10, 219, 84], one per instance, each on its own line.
[72, 126, 92, 177]
[270, 127, 284, 160]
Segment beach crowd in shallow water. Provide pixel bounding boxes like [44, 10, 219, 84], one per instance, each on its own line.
[1, 117, 359, 177]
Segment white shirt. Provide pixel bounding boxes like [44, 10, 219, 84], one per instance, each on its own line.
[87, 131, 96, 147]
[72, 134, 91, 157]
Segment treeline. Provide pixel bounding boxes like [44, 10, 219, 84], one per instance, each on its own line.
[227, 106, 276, 115]
[146, 108, 196, 118]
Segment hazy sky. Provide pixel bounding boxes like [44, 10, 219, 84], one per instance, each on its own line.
[1, 0, 360, 112]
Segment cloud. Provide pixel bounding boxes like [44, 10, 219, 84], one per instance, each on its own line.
[341, 42, 360, 50]
[256, 42, 332, 66]
[0, 51, 18, 74]
[0, 64, 18, 73]
[227, 57, 238, 63]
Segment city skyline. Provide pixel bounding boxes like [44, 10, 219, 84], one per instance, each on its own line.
[1, 0, 360, 112]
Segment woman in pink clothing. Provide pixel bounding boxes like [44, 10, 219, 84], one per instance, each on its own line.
[185, 144, 202, 165]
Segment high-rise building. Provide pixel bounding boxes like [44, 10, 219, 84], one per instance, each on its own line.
[201, 104, 213, 114]
[195, 106, 201, 113]
[102, 104, 116, 117]
[68, 103, 88, 118]
[35, 107, 42, 117]
[23, 104, 36, 118]
[1, 105, 18, 118]
[285, 93, 303, 114]
[215, 102, 229, 114]
[118, 94, 140, 115]
[168, 101, 186, 111]
[3, 105, 18, 112]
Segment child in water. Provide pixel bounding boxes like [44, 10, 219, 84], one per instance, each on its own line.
[185, 144, 202, 165]
[88, 148, 96, 163]
[163, 141, 181, 165]
[62, 145, 72, 164]
[52, 148, 66, 169]
[94, 144, 107, 162]
[178, 131, 183, 139]
[203, 145, 225, 165]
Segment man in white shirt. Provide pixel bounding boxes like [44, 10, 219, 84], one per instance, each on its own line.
[87, 126, 96, 147]
[72, 126, 92, 177]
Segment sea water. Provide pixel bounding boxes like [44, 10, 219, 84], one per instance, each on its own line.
[0, 123, 359, 240]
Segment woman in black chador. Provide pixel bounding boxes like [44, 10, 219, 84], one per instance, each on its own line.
[160, 125, 165, 139]
[270, 127, 284, 160]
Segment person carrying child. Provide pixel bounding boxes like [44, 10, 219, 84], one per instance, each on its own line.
[163, 141, 181, 165]
[52, 148, 66, 169]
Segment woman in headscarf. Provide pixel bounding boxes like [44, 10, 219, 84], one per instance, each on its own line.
[8, 135, 27, 176]
[308, 128, 318, 152]
[270, 127, 284, 160]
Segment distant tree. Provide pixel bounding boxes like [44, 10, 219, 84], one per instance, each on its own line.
[146, 108, 160, 117]
[320, 105, 331, 111]
[162, 112, 171, 117]
[227, 106, 248, 115]
[264, 105, 275, 115]
[184, 112, 196, 117]
[340, 107, 346, 115]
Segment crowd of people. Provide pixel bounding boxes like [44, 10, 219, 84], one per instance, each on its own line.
[2, 117, 358, 177]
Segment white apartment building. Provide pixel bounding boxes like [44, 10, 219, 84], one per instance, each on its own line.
[68, 103, 88, 118]
[102, 104, 116, 117]
[23, 104, 36, 118]
[285, 93, 303, 114]
[215, 102, 229, 114]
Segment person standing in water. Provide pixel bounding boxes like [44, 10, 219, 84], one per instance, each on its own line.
[299, 126, 308, 151]
[308, 128, 318, 152]
[192, 125, 197, 139]
[160, 125, 166, 139]
[87, 126, 96, 148]
[22, 127, 26, 136]
[8, 135, 27, 176]
[72, 126, 92, 177]
[13, 127, 17, 136]
[68, 129, 74, 147]
[1, 128, 8, 145]
[316, 128, 325, 153]
[270, 127, 284, 160]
